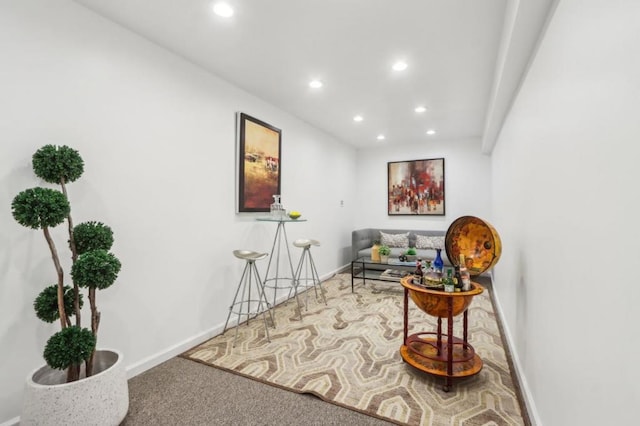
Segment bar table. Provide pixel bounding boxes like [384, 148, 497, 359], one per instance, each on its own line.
[256, 216, 306, 320]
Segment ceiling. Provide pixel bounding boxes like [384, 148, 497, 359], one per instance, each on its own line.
[73, 0, 556, 151]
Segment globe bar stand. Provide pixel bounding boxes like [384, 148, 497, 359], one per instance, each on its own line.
[400, 276, 484, 392]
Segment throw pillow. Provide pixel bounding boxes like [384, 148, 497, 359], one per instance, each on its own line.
[415, 235, 445, 249]
[380, 231, 409, 248]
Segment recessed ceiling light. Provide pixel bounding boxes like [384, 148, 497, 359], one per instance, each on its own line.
[392, 61, 408, 71]
[377, 134, 385, 140]
[353, 115, 364, 122]
[415, 106, 427, 113]
[212, 2, 234, 17]
[309, 79, 323, 89]
[426, 129, 436, 135]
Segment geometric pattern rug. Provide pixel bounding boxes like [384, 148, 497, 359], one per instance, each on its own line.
[181, 274, 526, 426]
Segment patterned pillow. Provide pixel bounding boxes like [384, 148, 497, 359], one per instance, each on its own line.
[415, 235, 444, 250]
[380, 231, 409, 248]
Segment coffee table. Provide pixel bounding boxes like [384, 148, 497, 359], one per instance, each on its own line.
[350, 257, 418, 292]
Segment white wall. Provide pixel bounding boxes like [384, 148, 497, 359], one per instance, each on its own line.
[11, 0, 639, 424]
[0, 0, 356, 421]
[355, 138, 493, 230]
[491, 0, 640, 424]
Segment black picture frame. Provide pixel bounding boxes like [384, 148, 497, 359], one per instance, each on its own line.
[237, 113, 282, 212]
[387, 158, 445, 215]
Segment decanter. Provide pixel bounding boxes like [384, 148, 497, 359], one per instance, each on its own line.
[433, 248, 444, 273]
[270, 195, 285, 219]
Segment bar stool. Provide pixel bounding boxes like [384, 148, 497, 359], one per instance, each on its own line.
[223, 250, 273, 346]
[293, 239, 327, 309]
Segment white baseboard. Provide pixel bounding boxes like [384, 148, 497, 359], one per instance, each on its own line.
[0, 417, 19, 426]
[126, 267, 347, 379]
[489, 275, 542, 426]
[125, 324, 224, 379]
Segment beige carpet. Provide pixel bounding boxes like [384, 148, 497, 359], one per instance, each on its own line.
[182, 274, 525, 426]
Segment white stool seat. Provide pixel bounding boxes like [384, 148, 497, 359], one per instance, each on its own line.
[293, 239, 320, 248]
[233, 250, 269, 261]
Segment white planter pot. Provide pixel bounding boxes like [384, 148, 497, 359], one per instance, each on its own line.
[21, 349, 129, 426]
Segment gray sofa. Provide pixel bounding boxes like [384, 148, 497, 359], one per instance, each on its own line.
[351, 228, 451, 266]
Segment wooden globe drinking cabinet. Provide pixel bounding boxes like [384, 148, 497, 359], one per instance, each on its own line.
[400, 277, 484, 391]
[400, 216, 502, 391]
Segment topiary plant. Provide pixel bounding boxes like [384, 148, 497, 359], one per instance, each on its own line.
[11, 145, 121, 382]
[33, 284, 83, 324]
[73, 221, 114, 255]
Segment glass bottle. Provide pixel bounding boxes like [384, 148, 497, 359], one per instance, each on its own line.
[413, 258, 424, 286]
[444, 268, 454, 292]
[454, 265, 463, 290]
[433, 248, 444, 273]
[459, 253, 471, 291]
[422, 259, 430, 275]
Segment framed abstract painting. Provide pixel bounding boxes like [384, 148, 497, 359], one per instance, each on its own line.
[387, 158, 445, 216]
[237, 113, 282, 212]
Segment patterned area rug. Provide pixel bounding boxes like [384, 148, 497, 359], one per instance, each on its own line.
[182, 274, 525, 425]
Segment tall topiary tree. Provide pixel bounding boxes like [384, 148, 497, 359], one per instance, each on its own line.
[11, 145, 122, 382]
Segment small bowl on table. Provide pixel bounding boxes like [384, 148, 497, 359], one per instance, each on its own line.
[288, 211, 302, 220]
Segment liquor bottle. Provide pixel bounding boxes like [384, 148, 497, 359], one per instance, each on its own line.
[446, 268, 452, 279]
[454, 265, 463, 290]
[413, 258, 424, 285]
[444, 268, 454, 292]
[459, 253, 471, 291]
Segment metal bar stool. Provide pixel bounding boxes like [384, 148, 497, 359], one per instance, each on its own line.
[293, 239, 327, 309]
[223, 250, 273, 346]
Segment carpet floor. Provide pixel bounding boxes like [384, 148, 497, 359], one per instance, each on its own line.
[181, 274, 527, 426]
[121, 356, 392, 425]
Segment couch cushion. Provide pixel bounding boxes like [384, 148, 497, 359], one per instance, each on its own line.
[380, 231, 409, 248]
[415, 234, 445, 249]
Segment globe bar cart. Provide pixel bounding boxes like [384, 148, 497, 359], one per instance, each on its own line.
[400, 276, 484, 391]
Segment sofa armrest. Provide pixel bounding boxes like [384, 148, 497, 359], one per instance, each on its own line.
[352, 229, 375, 261]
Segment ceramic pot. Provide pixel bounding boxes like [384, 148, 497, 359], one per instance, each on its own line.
[21, 349, 129, 426]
